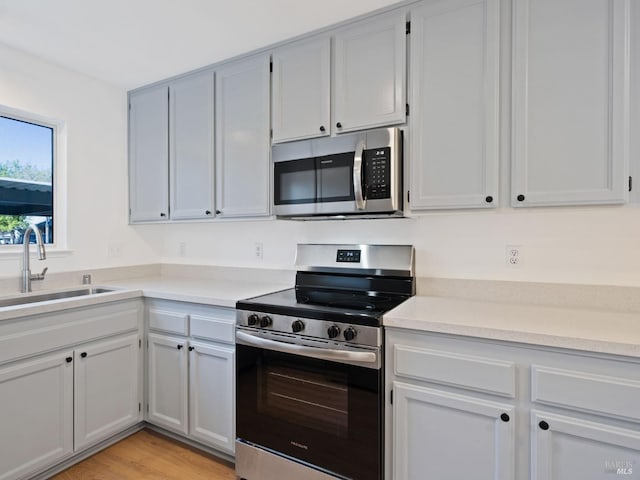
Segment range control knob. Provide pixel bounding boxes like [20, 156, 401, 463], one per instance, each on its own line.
[292, 320, 305, 333]
[343, 327, 357, 342]
[327, 325, 341, 339]
[247, 313, 260, 326]
[260, 315, 273, 328]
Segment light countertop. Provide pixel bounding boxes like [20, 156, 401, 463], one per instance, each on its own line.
[3, 271, 640, 359]
[384, 296, 640, 358]
[0, 275, 290, 321]
[103, 275, 291, 308]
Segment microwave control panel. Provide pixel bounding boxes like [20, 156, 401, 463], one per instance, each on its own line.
[364, 147, 391, 199]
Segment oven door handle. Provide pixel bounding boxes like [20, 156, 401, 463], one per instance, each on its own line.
[236, 330, 378, 364]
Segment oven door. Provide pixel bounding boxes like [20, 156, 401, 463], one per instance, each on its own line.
[236, 331, 382, 480]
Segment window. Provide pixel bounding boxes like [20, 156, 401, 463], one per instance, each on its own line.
[0, 114, 54, 245]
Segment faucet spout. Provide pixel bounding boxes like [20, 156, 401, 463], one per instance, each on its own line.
[22, 225, 47, 293]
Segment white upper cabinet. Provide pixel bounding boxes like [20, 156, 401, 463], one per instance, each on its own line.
[511, 0, 631, 207]
[129, 72, 215, 223]
[169, 72, 215, 220]
[129, 86, 169, 222]
[334, 11, 407, 133]
[215, 55, 271, 218]
[409, 0, 500, 210]
[272, 37, 331, 143]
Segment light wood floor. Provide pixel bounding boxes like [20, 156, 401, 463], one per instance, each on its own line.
[52, 429, 236, 480]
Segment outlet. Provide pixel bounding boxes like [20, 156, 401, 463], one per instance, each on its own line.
[505, 245, 522, 268]
[179, 242, 186, 257]
[254, 242, 263, 260]
[107, 242, 123, 257]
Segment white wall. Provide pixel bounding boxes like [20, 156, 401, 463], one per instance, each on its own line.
[155, 205, 640, 287]
[0, 42, 162, 279]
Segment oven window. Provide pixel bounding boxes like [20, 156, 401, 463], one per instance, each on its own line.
[262, 362, 348, 438]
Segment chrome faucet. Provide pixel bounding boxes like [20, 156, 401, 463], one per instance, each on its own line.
[22, 225, 48, 293]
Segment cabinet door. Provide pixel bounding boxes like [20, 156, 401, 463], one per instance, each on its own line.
[74, 334, 142, 451]
[0, 351, 73, 480]
[410, 0, 500, 209]
[215, 55, 271, 218]
[393, 382, 514, 480]
[169, 72, 215, 220]
[129, 86, 169, 222]
[189, 340, 235, 453]
[272, 37, 331, 143]
[512, 0, 630, 206]
[333, 11, 406, 133]
[147, 333, 188, 435]
[532, 410, 640, 479]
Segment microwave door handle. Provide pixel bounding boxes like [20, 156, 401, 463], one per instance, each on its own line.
[236, 330, 377, 364]
[353, 139, 366, 210]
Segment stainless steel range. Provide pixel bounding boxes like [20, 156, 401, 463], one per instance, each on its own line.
[235, 244, 415, 480]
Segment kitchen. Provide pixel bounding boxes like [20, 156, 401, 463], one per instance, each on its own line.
[1, 0, 640, 479]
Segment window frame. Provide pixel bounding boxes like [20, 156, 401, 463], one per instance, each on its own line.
[0, 104, 67, 254]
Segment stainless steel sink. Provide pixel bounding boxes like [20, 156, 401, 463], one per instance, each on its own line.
[0, 287, 116, 308]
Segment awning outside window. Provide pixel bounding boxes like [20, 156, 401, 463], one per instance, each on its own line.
[0, 177, 53, 216]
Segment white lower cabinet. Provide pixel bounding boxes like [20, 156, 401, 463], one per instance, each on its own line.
[0, 300, 143, 480]
[0, 351, 74, 480]
[74, 334, 142, 451]
[393, 382, 514, 480]
[387, 328, 640, 480]
[189, 340, 234, 450]
[531, 410, 640, 480]
[147, 333, 189, 435]
[146, 300, 235, 455]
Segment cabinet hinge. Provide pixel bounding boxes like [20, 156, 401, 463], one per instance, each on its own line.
[139, 403, 141, 412]
[406, 103, 410, 116]
[390, 389, 393, 405]
[270, 61, 273, 73]
[406, 21, 411, 34]
[629, 176, 633, 192]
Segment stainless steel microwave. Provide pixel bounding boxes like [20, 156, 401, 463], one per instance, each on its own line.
[272, 127, 403, 219]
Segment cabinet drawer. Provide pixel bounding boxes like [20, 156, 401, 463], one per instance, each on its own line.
[531, 365, 640, 422]
[0, 300, 142, 366]
[394, 344, 516, 397]
[148, 308, 189, 335]
[190, 312, 235, 344]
